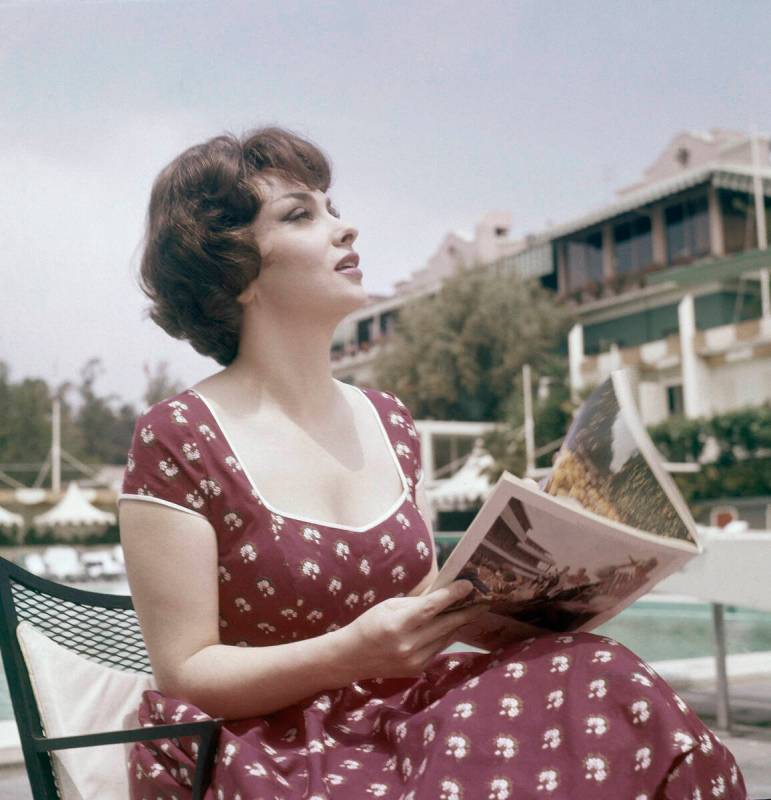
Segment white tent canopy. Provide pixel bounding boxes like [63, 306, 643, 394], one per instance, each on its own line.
[33, 482, 116, 531]
[427, 439, 495, 512]
[0, 503, 24, 529]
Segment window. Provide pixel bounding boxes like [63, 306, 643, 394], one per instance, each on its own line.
[356, 318, 373, 347]
[613, 215, 653, 274]
[432, 436, 476, 478]
[565, 230, 603, 290]
[665, 195, 709, 264]
[666, 384, 684, 416]
[380, 310, 397, 336]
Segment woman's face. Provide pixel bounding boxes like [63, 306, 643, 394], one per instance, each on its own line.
[243, 172, 366, 318]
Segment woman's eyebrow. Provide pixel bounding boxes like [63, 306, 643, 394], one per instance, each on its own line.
[271, 191, 332, 208]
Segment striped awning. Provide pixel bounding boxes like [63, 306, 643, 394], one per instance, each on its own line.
[546, 165, 771, 242]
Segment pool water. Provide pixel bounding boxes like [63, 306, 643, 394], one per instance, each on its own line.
[2, 598, 770, 722]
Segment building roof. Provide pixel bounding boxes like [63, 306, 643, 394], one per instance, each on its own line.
[546, 164, 771, 242]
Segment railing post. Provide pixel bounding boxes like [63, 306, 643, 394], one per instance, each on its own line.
[711, 602, 732, 732]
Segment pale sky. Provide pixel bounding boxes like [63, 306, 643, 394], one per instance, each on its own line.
[2, 0, 770, 405]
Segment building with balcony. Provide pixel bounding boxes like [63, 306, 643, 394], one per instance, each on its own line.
[557, 129, 771, 424]
[332, 128, 771, 496]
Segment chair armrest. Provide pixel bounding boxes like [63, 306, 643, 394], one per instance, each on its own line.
[31, 718, 223, 800]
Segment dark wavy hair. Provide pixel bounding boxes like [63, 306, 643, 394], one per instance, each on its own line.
[139, 126, 332, 365]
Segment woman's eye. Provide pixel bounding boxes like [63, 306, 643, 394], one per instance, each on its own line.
[288, 208, 311, 221]
[287, 204, 340, 221]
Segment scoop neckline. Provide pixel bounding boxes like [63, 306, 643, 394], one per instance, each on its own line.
[188, 384, 411, 533]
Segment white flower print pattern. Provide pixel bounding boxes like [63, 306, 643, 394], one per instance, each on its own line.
[380, 533, 395, 552]
[439, 778, 462, 800]
[223, 511, 243, 531]
[182, 442, 200, 461]
[186, 490, 204, 509]
[505, 661, 526, 680]
[546, 689, 564, 710]
[300, 559, 320, 580]
[391, 565, 406, 582]
[494, 734, 518, 759]
[422, 723, 435, 745]
[631, 699, 652, 724]
[197, 423, 216, 441]
[536, 768, 559, 792]
[239, 544, 257, 563]
[445, 733, 469, 759]
[453, 702, 474, 719]
[139, 425, 155, 444]
[488, 777, 512, 800]
[224, 455, 242, 472]
[498, 695, 523, 719]
[270, 513, 285, 540]
[335, 540, 350, 560]
[584, 755, 609, 782]
[542, 727, 562, 749]
[549, 654, 571, 673]
[673, 730, 695, 752]
[199, 478, 221, 497]
[302, 526, 321, 544]
[585, 715, 609, 736]
[588, 678, 607, 699]
[592, 649, 613, 663]
[158, 459, 179, 478]
[635, 746, 652, 771]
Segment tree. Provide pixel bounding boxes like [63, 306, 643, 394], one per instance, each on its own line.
[373, 263, 572, 423]
[0, 361, 52, 477]
[73, 358, 136, 465]
[143, 360, 183, 407]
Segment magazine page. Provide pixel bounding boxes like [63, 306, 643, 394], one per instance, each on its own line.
[431, 473, 697, 652]
[543, 371, 699, 547]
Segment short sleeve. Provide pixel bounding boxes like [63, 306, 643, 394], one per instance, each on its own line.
[119, 399, 209, 520]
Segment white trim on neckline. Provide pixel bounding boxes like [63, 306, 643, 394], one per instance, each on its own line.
[189, 385, 410, 533]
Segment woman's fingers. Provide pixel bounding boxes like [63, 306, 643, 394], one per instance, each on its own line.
[414, 602, 489, 650]
[413, 580, 475, 627]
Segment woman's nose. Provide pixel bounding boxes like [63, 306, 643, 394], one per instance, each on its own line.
[333, 218, 358, 246]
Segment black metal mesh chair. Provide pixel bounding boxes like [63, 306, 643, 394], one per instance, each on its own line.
[0, 556, 222, 799]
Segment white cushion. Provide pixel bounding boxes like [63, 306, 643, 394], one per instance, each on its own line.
[16, 620, 157, 800]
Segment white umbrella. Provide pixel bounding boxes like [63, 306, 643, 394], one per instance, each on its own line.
[33, 482, 116, 533]
[0, 504, 24, 529]
[428, 439, 495, 512]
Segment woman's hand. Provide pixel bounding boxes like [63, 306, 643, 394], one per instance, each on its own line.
[335, 580, 489, 681]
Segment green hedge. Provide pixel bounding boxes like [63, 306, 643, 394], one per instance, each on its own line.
[648, 404, 771, 502]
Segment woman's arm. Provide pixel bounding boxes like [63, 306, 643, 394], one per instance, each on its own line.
[120, 501, 358, 720]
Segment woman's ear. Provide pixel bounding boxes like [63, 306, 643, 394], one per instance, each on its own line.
[237, 282, 257, 305]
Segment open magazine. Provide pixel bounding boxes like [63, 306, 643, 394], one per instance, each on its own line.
[428, 368, 702, 652]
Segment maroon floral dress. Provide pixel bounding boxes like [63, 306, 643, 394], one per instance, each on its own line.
[120, 387, 747, 800]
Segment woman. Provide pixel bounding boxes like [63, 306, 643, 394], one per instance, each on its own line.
[119, 126, 747, 799]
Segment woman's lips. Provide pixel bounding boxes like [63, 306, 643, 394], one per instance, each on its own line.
[337, 266, 363, 279]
